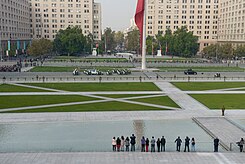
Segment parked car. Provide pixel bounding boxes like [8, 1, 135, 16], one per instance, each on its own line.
[184, 69, 197, 75]
[84, 69, 103, 75]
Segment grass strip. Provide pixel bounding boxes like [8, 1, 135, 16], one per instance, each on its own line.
[0, 95, 97, 109]
[190, 94, 245, 109]
[3, 101, 166, 113]
[132, 96, 180, 108]
[0, 84, 47, 92]
[172, 82, 245, 91]
[24, 82, 161, 92]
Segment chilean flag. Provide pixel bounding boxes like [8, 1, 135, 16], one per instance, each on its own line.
[134, 0, 145, 49]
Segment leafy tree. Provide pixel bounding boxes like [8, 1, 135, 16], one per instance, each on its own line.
[219, 43, 234, 59]
[103, 27, 116, 53]
[114, 31, 124, 51]
[53, 26, 87, 55]
[27, 38, 53, 56]
[172, 26, 198, 57]
[156, 29, 174, 55]
[146, 36, 158, 55]
[234, 45, 245, 57]
[125, 29, 140, 53]
[202, 44, 218, 58]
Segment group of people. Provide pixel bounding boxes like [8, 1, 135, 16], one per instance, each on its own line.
[112, 134, 196, 152]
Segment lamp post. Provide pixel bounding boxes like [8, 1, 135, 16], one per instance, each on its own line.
[216, 17, 220, 62]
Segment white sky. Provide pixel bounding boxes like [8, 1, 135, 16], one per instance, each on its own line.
[95, 0, 137, 32]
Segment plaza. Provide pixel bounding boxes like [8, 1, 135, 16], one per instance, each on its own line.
[0, 79, 245, 163]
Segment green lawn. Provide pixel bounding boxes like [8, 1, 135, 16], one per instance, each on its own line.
[4, 101, 165, 113]
[172, 82, 245, 91]
[190, 94, 245, 109]
[52, 56, 129, 62]
[156, 66, 244, 72]
[96, 94, 151, 98]
[30, 66, 77, 72]
[24, 82, 161, 92]
[132, 96, 180, 108]
[30, 66, 132, 72]
[0, 95, 97, 109]
[0, 84, 47, 92]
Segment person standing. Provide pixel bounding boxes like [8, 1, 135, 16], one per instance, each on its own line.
[121, 136, 125, 152]
[156, 138, 161, 152]
[141, 136, 146, 152]
[130, 134, 136, 151]
[112, 137, 116, 152]
[151, 136, 156, 152]
[237, 138, 244, 152]
[116, 137, 121, 152]
[146, 138, 149, 152]
[125, 137, 130, 152]
[191, 138, 196, 152]
[175, 136, 182, 152]
[161, 136, 166, 152]
[214, 137, 219, 152]
[184, 136, 190, 152]
[222, 105, 225, 116]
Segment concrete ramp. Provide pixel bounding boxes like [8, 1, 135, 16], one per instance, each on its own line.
[193, 117, 245, 151]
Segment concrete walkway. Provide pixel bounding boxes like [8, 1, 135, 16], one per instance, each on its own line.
[154, 82, 212, 116]
[193, 117, 245, 151]
[0, 152, 244, 164]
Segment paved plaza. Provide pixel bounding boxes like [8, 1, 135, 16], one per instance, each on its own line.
[0, 81, 245, 163]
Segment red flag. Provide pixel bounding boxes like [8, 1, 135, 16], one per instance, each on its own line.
[135, 0, 145, 49]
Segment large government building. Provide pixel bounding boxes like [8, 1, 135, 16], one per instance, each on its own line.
[144, 0, 245, 51]
[0, 0, 101, 58]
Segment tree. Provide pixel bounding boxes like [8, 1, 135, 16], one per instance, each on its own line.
[27, 38, 53, 56]
[146, 36, 158, 55]
[103, 27, 116, 53]
[114, 31, 124, 51]
[234, 45, 245, 57]
[219, 43, 234, 59]
[156, 29, 174, 55]
[53, 26, 87, 55]
[125, 29, 140, 53]
[172, 26, 198, 57]
[202, 44, 218, 58]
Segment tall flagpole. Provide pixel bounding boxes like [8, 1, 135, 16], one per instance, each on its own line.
[141, 0, 147, 70]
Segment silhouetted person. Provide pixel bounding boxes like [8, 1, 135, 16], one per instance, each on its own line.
[156, 138, 161, 152]
[161, 136, 166, 152]
[237, 138, 244, 152]
[222, 105, 225, 116]
[146, 138, 149, 152]
[184, 136, 190, 152]
[175, 136, 182, 152]
[130, 134, 136, 151]
[214, 138, 219, 152]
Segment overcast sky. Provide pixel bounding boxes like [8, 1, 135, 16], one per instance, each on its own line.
[95, 0, 137, 32]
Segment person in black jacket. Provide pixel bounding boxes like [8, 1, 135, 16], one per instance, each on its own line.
[130, 134, 136, 151]
[161, 136, 166, 152]
[175, 136, 182, 152]
[156, 138, 161, 152]
[214, 137, 219, 152]
[146, 138, 149, 152]
[116, 137, 121, 152]
[184, 136, 190, 152]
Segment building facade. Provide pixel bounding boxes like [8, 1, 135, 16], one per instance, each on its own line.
[146, 0, 220, 51]
[218, 0, 245, 46]
[30, 0, 101, 41]
[0, 0, 31, 58]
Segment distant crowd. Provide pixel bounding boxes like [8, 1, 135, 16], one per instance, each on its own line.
[112, 134, 245, 153]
